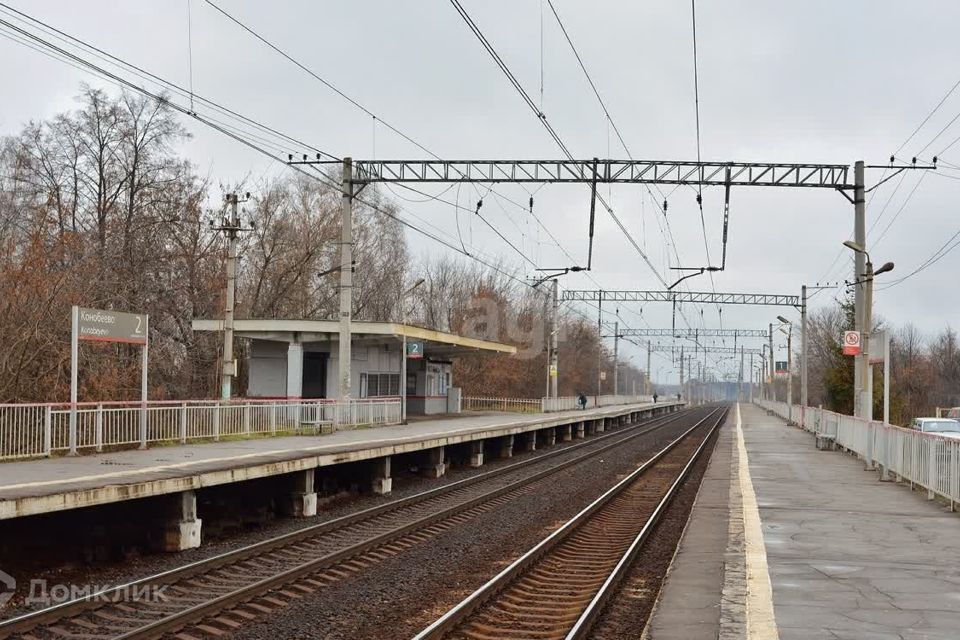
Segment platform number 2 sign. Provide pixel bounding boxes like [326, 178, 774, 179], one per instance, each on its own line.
[406, 340, 424, 359]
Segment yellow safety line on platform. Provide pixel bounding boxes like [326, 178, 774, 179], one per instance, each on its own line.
[736, 403, 779, 639]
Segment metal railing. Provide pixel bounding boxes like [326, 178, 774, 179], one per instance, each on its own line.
[461, 394, 657, 414]
[756, 399, 960, 509]
[461, 397, 542, 413]
[541, 394, 654, 413]
[0, 398, 401, 461]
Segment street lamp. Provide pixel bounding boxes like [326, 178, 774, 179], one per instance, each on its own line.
[400, 278, 426, 422]
[842, 241, 894, 419]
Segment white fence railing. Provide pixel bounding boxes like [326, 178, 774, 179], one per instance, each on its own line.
[462, 394, 656, 414]
[541, 394, 654, 413]
[756, 399, 960, 509]
[0, 398, 401, 461]
[461, 397, 542, 413]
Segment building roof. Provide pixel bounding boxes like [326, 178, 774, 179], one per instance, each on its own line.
[191, 318, 517, 357]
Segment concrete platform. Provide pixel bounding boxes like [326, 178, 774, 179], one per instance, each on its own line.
[0, 401, 679, 520]
[646, 403, 960, 640]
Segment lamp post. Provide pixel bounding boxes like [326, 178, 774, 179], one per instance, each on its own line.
[842, 241, 894, 421]
[400, 278, 426, 423]
[776, 316, 793, 423]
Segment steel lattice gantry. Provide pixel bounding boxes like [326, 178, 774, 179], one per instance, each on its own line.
[650, 345, 763, 355]
[329, 159, 854, 189]
[618, 328, 770, 338]
[561, 290, 801, 308]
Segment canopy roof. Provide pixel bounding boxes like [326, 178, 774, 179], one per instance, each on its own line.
[192, 319, 517, 359]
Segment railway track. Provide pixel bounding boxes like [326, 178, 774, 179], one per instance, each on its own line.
[414, 405, 728, 640]
[0, 406, 701, 640]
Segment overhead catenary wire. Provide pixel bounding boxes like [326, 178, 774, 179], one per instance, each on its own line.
[893, 77, 960, 158]
[0, 2, 339, 161]
[543, 0, 686, 273]
[875, 222, 960, 291]
[3, 2, 703, 371]
[689, 0, 709, 257]
[1, 1, 560, 294]
[456, 0, 711, 347]
[870, 171, 928, 250]
[0, 7, 544, 297]
[203, 0, 582, 278]
[0, 2, 630, 366]
[450, 0, 669, 291]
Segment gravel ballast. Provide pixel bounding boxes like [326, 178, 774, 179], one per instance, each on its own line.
[0, 415, 676, 620]
[228, 416, 702, 640]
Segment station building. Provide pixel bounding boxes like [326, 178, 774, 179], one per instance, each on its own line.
[191, 318, 516, 415]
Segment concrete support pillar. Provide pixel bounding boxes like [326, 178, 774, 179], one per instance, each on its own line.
[371, 456, 392, 494]
[575, 422, 585, 439]
[283, 468, 318, 517]
[560, 424, 572, 442]
[162, 490, 202, 552]
[596, 419, 605, 433]
[468, 440, 484, 467]
[499, 435, 514, 459]
[523, 431, 537, 452]
[543, 428, 556, 447]
[421, 447, 446, 478]
[286, 342, 304, 399]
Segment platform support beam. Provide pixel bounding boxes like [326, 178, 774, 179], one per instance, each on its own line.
[421, 446, 446, 478]
[543, 428, 556, 447]
[162, 490, 202, 552]
[283, 469, 318, 517]
[371, 456, 393, 494]
[499, 435, 515, 459]
[467, 440, 484, 467]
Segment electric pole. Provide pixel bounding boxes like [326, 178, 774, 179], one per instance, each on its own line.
[339, 158, 354, 401]
[739, 346, 744, 401]
[679, 345, 684, 400]
[597, 294, 603, 400]
[211, 192, 252, 400]
[698, 361, 702, 405]
[801, 284, 808, 425]
[768, 323, 775, 396]
[550, 278, 559, 398]
[613, 321, 619, 396]
[646, 341, 652, 396]
[853, 160, 866, 417]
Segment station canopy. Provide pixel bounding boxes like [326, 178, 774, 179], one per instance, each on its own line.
[191, 319, 517, 359]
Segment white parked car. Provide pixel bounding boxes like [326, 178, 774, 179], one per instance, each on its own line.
[911, 418, 960, 439]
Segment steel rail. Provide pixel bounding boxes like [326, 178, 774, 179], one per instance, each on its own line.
[565, 406, 727, 638]
[0, 405, 695, 638]
[412, 405, 726, 640]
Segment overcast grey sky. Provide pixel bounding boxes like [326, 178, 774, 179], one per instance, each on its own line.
[2, 0, 959, 383]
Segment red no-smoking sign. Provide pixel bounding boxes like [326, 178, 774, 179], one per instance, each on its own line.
[842, 331, 861, 356]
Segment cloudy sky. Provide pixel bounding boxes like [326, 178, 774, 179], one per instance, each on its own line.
[2, 0, 959, 384]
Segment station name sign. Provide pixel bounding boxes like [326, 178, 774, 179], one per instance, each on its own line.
[77, 307, 148, 345]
